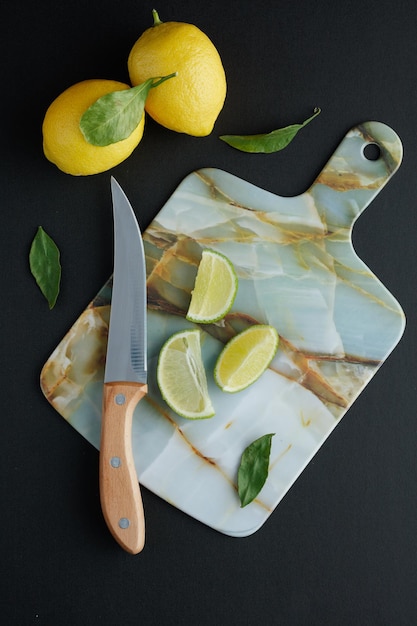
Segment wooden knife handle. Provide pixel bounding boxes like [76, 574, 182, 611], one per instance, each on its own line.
[99, 381, 147, 554]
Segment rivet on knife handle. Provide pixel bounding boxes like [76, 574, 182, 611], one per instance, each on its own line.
[99, 381, 147, 554]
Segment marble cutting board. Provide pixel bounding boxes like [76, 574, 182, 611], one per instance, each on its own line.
[41, 121, 405, 537]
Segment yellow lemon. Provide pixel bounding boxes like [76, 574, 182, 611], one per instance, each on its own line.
[42, 79, 145, 175]
[128, 10, 226, 136]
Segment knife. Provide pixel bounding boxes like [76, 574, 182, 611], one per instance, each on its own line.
[99, 177, 147, 554]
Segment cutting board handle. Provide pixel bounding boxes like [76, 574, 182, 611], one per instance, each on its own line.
[308, 121, 403, 229]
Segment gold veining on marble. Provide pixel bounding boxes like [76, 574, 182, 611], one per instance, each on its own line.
[41, 122, 405, 537]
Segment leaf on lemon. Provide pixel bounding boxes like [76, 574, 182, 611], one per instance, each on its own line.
[238, 434, 275, 507]
[80, 74, 177, 146]
[220, 108, 321, 154]
[29, 226, 61, 309]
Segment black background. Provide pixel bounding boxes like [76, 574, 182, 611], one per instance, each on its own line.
[2, 0, 417, 624]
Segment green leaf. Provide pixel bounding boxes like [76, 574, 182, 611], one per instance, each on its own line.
[237, 433, 275, 507]
[80, 74, 177, 146]
[220, 108, 321, 154]
[29, 226, 61, 309]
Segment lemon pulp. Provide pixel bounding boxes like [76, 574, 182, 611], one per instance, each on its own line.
[186, 250, 237, 324]
[214, 325, 279, 393]
[157, 329, 214, 419]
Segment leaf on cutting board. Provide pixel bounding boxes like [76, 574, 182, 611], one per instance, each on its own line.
[80, 73, 177, 146]
[237, 433, 275, 507]
[220, 108, 321, 153]
[29, 226, 61, 309]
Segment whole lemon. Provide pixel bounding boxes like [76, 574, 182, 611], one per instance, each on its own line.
[42, 79, 145, 176]
[128, 10, 226, 137]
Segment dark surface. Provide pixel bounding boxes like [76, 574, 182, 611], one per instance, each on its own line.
[1, 1, 416, 624]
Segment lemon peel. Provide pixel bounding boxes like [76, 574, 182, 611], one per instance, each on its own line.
[128, 10, 226, 136]
[42, 79, 145, 176]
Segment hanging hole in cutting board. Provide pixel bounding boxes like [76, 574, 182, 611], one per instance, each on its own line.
[362, 142, 381, 161]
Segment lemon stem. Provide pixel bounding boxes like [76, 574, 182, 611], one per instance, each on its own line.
[152, 9, 163, 26]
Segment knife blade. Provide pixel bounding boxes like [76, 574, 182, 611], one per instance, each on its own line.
[99, 177, 147, 554]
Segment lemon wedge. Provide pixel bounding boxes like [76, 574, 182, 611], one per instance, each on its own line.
[214, 325, 279, 393]
[157, 329, 214, 419]
[186, 250, 238, 324]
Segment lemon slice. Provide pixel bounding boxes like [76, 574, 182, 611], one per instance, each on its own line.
[157, 329, 215, 419]
[214, 325, 279, 393]
[186, 249, 238, 324]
